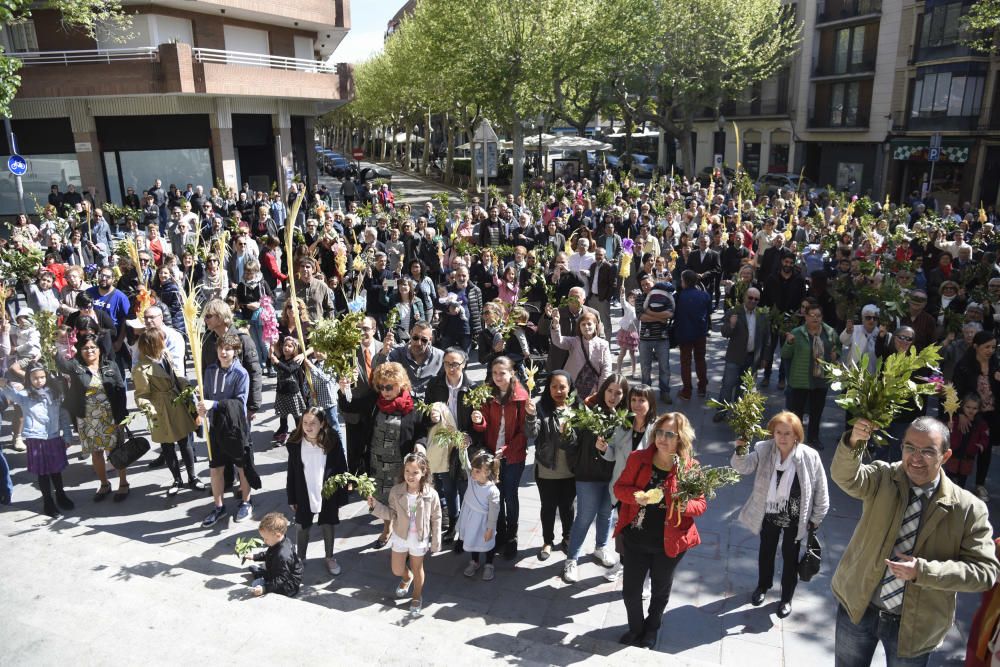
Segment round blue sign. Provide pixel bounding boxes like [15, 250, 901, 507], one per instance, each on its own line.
[7, 154, 27, 176]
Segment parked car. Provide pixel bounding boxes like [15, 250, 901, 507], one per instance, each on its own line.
[325, 157, 351, 178]
[359, 165, 393, 184]
[696, 165, 737, 186]
[617, 153, 655, 177]
[754, 172, 819, 198]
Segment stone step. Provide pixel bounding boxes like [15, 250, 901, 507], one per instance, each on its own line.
[0, 508, 715, 666]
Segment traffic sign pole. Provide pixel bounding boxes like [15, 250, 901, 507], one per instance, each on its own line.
[927, 133, 941, 212]
[3, 117, 26, 217]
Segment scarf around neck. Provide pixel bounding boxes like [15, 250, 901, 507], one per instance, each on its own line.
[377, 388, 414, 415]
[765, 444, 800, 514]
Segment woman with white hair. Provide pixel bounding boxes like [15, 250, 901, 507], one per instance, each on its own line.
[839, 304, 880, 374]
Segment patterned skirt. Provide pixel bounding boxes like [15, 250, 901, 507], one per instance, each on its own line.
[616, 328, 640, 353]
[25, 436, 68, 475]
[275, 391, 307, 420]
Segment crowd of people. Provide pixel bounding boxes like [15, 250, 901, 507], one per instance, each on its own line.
[3, 166, 1000, 664]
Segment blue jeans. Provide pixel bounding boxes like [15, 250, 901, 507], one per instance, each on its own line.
[497, 460, 524, 544]
[716, 359, 753, 404]
[639, 338, 671, 398]
[323, 406, 348, 463]
[567, 480, 614, 561]
[835, 604, 930, 667]
[433, 472, 460, 526]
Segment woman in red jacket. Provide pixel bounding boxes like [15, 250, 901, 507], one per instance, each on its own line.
[471, 356, 538, 559]
[613, 411, 706, 649]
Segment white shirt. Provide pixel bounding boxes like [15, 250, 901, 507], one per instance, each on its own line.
[446, 376, 462, 421]
[567, 251, 595, 278]
[745, 307, 757, 352]
[301, 438, 326, 514]
[130, 324, 186, 374]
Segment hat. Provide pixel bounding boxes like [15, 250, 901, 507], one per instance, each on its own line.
[861, 304, 879, 317]
[16, 307, 34, 320]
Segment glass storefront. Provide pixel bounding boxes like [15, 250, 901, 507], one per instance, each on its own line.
[103, 148, 213, 203]
[0, 153, 81, 215]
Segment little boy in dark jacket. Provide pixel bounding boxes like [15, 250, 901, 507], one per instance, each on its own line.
[250, 512, 303, 597]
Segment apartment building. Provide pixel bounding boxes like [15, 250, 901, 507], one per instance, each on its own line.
[1, 0, 353, 215]
[886, 0, 1000, 209]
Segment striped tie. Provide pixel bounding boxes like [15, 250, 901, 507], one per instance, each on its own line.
[878, 488, 925, 613]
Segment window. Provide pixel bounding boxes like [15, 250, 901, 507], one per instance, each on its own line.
[5, 21, 38, 51]
[829, 81, 862, 126]
[831, 25, 868, 74]
[911, 70, 985, 118]
[920, 2, 965, 48]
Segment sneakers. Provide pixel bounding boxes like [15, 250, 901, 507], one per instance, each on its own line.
[463, 561, 481, 578]
[325, 557, 342, 576]
[482, 564, 495, 581]
[593, 546, 617, 568]
[976, 486, 990, 502]
[11, 436, 26, 452]
[202, 504, 227, 527]
[233, 501, 253, 523]
[563, 560, 579, 583]
[604, 561, 623, 582]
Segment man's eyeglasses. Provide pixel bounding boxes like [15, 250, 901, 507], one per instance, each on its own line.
[902, 443, 940, 460]
[654, 429, 678, 439]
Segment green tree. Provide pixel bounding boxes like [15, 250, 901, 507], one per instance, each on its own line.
[604, 0, 800, 178]
[0, 0, 131, 117]
[962, 0, 1000, 54]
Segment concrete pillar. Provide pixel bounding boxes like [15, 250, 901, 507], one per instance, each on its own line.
[759, 129, 771, 176]
[66, 100, 104, 203]
[273, 101, 293, 198]
[211, 99, 238, 191]
[304, 116, 318, 187]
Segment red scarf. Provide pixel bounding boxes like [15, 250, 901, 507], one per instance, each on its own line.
[376, 388, 414, 415]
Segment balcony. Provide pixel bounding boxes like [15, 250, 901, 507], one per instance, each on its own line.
[816, 0, 881, 25]
[907, 115, 983, 132]
[812, 57, 876, 80]
[719, 98, 789, 117]
[12, 44, 349, 101]
[156, 0, 348, 32]
[807, 111, 871, 129]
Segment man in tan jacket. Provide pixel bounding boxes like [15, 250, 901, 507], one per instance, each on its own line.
[831, 416, 998, 665]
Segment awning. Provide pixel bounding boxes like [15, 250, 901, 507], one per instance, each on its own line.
[890, 138, 974, 164]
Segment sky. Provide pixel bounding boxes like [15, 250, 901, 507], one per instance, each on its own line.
[330, 0, 407, 63]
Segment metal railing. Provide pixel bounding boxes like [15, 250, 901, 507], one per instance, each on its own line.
[192, 47, 336, 73]
[12, 47, 160, 65]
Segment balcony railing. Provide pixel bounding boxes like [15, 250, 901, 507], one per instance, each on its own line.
[12, 47, 160, 65]
[192, 48, 336, 74]
[812, 58, 877, 78]
[816, 0, 881, 24]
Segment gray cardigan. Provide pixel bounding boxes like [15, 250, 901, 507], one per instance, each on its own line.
[730, 439, 830, 542]
[601, 425, 651, 502]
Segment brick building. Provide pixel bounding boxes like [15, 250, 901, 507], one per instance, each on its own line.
[1, 0, 353, 215]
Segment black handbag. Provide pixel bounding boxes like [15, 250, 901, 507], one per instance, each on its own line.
[798, 526, 822, 582]
[108, 428, 150, 470]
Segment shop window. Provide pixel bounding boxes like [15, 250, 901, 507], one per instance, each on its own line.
[0, 154, 80, 215]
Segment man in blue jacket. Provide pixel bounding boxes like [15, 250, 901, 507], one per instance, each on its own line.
[673, 270, 713, 400]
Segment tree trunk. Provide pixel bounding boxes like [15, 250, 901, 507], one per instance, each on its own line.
[422, 109, 432, 176]
[445, 113, 454, 183]
[511, 113, 524, 194]
[404, 128, 412, 171]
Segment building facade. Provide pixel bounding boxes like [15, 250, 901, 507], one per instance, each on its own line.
[1, 0, 352, 215]
[688, 0, 1000, 209]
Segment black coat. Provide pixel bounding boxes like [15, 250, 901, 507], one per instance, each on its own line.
[57, 356, 127, 423]
[253, 536, 302, 597]
[211, 398, 251, 462]
[286, 433, 348, 527]
[533, 402, 578, 472]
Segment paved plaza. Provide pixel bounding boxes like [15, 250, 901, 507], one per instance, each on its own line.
[1, 167, 996, 666]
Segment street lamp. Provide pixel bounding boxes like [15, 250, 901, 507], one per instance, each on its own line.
[535, 113, 545, 178]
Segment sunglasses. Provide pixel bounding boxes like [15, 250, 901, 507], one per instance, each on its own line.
[654, 429, 678, 439]
[412, 336, 430, 343]
[377, 384, 396, 392]
[863, 315, 877, 321]
[895, 334, 913, 342]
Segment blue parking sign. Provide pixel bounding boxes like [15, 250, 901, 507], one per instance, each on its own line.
[7, 154, 27, 176]
[928, 147, 940, 162]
